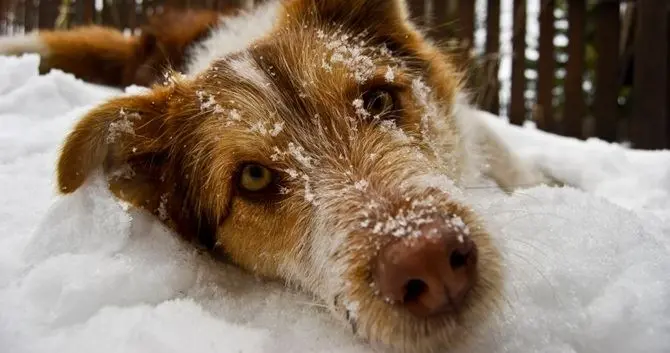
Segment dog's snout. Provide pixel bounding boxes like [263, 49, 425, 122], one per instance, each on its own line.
[373, 225, 478, 317]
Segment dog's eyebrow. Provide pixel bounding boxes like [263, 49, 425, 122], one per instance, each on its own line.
[247, 44, 314, 120]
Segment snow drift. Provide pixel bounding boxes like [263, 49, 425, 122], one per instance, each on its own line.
[1, 54, 669, 353]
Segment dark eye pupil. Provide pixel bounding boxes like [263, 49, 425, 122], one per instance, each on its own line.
[365, 90, 392, 115]
[371, 96, 385, 111]
[248, 165, 264, 179]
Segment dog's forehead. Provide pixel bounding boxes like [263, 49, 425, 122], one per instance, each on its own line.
[192, 27, 412, 134]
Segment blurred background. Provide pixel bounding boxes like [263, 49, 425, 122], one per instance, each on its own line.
[0, 0, 668, 149]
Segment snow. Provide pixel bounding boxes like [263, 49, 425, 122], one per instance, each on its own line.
[1, 54, 669, 352]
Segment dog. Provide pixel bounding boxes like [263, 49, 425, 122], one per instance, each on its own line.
[0, 7, 227, 87]
[0, 0, 552, 351]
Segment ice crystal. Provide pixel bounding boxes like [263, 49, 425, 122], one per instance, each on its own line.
[107, 108, 140, 144]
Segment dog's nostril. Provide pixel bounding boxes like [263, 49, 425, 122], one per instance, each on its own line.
[449, 249, 468, 270]
[403, 279, 428, 303]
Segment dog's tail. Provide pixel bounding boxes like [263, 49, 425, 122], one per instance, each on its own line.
[0, 26, 138, 87]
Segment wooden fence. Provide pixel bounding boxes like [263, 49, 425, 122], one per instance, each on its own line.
[1, 0, 668, 149]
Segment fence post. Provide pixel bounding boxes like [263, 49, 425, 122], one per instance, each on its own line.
[38, 0, 59, 28]
[631, 0, 668, 149]
[128, 0, 138, 32]
[536, 0, 555, 131]
[430, 0, 451, 40]
[0, 0, 7, 34]
[101, 0, 114, 26]
[408, 0, 427, 28]
[667, 8, 670, 146]
[509, 0, 526, 125]
[593, 0, 620, 142]
[562, 0, 586, 138]
[13, 0, 25, 33]
[482, 0, 501, 115]
[118, 0, 129, 29]
[459, 0, 475, 50]
[24, 0, 38, 31]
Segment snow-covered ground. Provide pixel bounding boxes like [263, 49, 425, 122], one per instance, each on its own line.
[1, 54, 668, 353]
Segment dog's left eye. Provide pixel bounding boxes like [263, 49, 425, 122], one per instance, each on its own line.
[240, 164, 273, 192]
[364, 90, 395, 117]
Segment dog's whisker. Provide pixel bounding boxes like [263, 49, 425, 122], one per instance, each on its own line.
[294, 301, 329, 309]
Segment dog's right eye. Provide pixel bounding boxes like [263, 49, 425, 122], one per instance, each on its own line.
[239, 164, 274, 192]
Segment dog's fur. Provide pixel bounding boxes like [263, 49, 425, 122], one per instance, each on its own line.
[0, 8, 225, 87]
[1, 1, 551, 352]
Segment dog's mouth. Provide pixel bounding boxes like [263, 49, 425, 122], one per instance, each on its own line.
[314, 197, 502, 352]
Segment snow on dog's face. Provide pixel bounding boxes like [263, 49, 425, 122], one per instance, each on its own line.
[56, 0, 502, 351]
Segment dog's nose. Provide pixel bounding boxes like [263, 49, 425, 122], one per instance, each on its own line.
[373, 227, 478, 317]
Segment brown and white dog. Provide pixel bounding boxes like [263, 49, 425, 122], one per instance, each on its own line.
[0, 1, 552, 352]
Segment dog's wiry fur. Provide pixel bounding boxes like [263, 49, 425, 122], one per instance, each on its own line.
[4, 1, 551, 352]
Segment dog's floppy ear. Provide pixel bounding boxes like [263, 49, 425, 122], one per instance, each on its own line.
[57, 84, 225, 249]
[57, 85, 175, 211]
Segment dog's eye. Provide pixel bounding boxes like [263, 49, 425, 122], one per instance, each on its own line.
[240, 164, 273, 192]
[364, 90, 395, 117]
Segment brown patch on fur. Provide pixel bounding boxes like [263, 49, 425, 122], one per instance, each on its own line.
[38, 8, 229, 88]
[40, 26, 139, 87]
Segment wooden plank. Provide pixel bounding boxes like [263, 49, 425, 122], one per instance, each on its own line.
[458, 0, 475, 49]
[140, 0, 152, 26]
[163, 0, 182, 10]
[119, 0, 134, 30]
[118, 0, 128, 29]
[38, 0, 60, 28]
[509, 0, 526, 125]
[430, 0, 450, 40]
[216, 0, 229, 11]
[408, 0, 427, 28]
[66, 0, 76, 28]
[631, 0, 668, 149]
[562, 0, 586, 138]
[13, 0, 25, 33]
[101, 0, 115, 26]
[593, 1, 620, 142]
[73, 0, 84, 25]
[24, 0, 37, 31]
[483, 0, 501, 114]
[0, 0, 7, 34]
[667, 7, 670, 146]
[127, 0, 137, 32]
[82, 0, 94, 24]
[536, 0, 555, 131]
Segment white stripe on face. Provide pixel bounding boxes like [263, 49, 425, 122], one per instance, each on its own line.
[228, 52, 272, 89]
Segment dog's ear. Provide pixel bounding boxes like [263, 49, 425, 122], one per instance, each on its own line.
[57, 86, 173, 195]
[58, 84, 225, 249]
[284, 0, 410, 28]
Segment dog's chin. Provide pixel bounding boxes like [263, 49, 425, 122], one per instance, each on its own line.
[329, 268, 501, 352]
[325, 229, 503, 353]
[335, 280, 500, 353]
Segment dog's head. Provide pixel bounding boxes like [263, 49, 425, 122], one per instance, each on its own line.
[57, 1, 502, 351]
